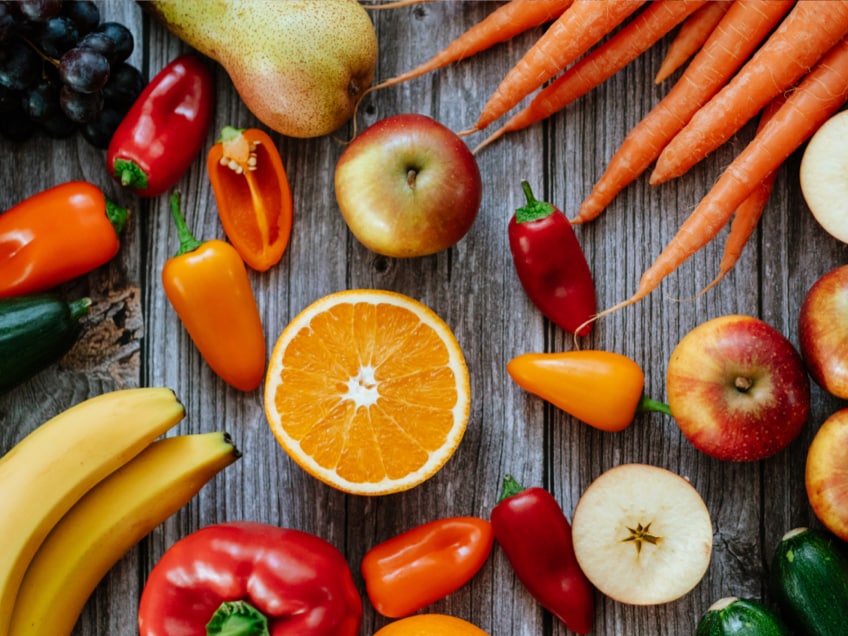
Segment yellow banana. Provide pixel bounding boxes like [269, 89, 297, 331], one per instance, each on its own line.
[0, 387, 185, 636]
[9, 431, 240, 636]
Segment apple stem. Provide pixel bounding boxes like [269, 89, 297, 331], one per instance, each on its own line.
[734, 376, 754, 392]
[636, 396, 672, 416]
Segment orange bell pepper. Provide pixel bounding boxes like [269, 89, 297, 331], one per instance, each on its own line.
[162, 192, 266, 392]
[507, 350, 669, 432]
[361, 516, 494, 618]
[207, 126, 293, 272]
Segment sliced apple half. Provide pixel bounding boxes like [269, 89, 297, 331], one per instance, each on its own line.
[571, 463, 713, 605]
[800, 110, 848, 244]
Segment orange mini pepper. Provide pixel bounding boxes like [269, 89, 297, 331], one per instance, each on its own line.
[162, 192, 266, 392]
[361, 516, 494, 618]
[507, 350, 669, 432]
[207, 126, 293, 272]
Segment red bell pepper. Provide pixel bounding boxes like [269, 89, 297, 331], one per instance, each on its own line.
[108, 54, 214, 198]
[508, 181, 596, 336]
[361, 516, 493, 618]
[491, 475, 595, 634]
[137, 521, 362, 636]
[207, 126, 293, 272]
[0, 181, 128, 298]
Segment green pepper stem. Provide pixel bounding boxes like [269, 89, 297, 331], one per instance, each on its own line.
[68, 297, 92, 321]
[206, 600, 270, 636]
[515, 180, 555, 224]
[218, 125, 247, 143]
[637, 395, 672, 416]
[498, 474, 525, 503]
[105, 199, 129, 236]
[169, 192, 203, 256]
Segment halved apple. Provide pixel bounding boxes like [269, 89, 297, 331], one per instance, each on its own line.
[571, 463, 713, 605]
[799, 110, 848, 244]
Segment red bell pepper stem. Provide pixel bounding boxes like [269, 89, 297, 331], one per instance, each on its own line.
[491, 475, 595, 634]
[508, 181, 597, 336]
[206, 601, 269, 636]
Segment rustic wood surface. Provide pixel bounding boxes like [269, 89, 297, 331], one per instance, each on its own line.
[1, 1, 846, 634]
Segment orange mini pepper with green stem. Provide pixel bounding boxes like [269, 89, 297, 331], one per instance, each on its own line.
[507, 350, 669, 432]
[207, 126, 293, 272]
[361, 516, 494, 618]
[162, 192, 266, 392]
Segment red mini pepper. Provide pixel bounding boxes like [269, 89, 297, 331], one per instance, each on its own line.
[361, 516, 494, 618]
[137, 521, 362, 636]
[491, 475, 595, 634]
[108, 54, 214, 197]
[207, 126, 293, 271]
[508, 181, 596, 336]
[0, 181, 128, 298]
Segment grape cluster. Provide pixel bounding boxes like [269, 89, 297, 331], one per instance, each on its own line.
[0, 0, 145, 148]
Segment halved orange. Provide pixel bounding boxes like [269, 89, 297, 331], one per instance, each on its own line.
[264, 289, 470, 495]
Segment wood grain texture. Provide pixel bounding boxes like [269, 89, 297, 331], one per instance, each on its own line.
[1, 2, 846, 634]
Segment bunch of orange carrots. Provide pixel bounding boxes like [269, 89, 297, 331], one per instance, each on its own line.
[366, 0, 848, 323]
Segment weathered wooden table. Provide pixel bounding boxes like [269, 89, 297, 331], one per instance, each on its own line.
[2, 2, 846, 634]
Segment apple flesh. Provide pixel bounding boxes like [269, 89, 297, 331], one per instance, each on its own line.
[798, 264, 848, 399]
[666, 315, 810, 462]
[806, 408, 848, 541]
[799, 110, 848, 244]
[334, 113, 482, 258]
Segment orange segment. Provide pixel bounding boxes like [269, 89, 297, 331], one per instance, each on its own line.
[264, 289, 470, 495]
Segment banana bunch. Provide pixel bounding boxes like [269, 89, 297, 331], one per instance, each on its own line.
[0, 387, 240, 636]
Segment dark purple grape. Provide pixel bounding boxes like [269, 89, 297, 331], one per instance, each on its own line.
[59, 47, 109, 93]
[22, 78, 59, 122]
[0, 3, 16, 41]
[0, 39, 41, 90]
[38, 15, 80, 58]
[77, 30, 116, 65]
[60, 1, 99, 36]
[18, 0, 61, 22]
[0, 108, 36, 141]
[59, 83, 102, 122]
[102, 62, 144, 107]
[41, 107, 77, 138]
[0, 83, 20, 114]
[95, 21, 132, 63]
[81, 105, 123, 148]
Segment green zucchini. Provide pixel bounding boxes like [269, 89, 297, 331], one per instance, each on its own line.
[696, 597, 790, 635]
[0, 294, 91, 393]
[770, 527, 848, 636]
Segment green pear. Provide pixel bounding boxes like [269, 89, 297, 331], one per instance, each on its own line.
[145, 0, 378, 138]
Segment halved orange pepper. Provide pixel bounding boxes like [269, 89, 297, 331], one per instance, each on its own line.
[507, 350, 669, 432]
[207, 126, 293, 272]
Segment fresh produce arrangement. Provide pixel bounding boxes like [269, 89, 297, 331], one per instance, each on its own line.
[1, 0, 848, 634]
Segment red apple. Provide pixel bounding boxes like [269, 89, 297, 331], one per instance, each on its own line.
[334, 113, 482, 258]
[666, 314, 810, 461]
[798, 264, 848, 399]
[806, 408, 848, 540]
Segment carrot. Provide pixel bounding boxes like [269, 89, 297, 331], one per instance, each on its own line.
[650, 0, 848, 185]
[696, 95, 785, 298]
[571, 0, 795, 225]
[464, 0, 647, 135]
[367, 0, 573, 92]
[653, 1, 731, 84]
[472, 0, 706, 154]
[590, 37, 848, 325]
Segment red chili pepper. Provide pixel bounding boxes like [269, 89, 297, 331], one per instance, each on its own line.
[108, 54, 214, 197]
[207, 126, 293, 271]
[0, 181, 128, 298]
[508, 181, 596, 336]
[491, 475, 595, 634]
[137, 521, 362, 636]
[161, 192, 266, 392]
[361, 516, 493, 618]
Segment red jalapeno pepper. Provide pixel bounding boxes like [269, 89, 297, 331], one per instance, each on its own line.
[491, 475, 595, 634]
[508, 181, 596, 336]
[107, 54, 214, 197]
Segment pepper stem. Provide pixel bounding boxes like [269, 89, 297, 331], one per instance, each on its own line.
[636, 395, 672, 416]
[169, 192, 203, 256]
[206, 600, 269, 636]
[105, 198, 129, 236]
[498, 474, 525, 503]
[515, 180, 555, 224]
[68, 297, 92, 321]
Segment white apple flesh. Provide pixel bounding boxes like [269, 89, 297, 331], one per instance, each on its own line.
[799, 110, 848, 244]
[334, 113, 482, 258]
[806, 408, 848, 541]
[666, 315, 810, 462]
[571, 463, 713, 606]
[798, 264, 848, 399]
